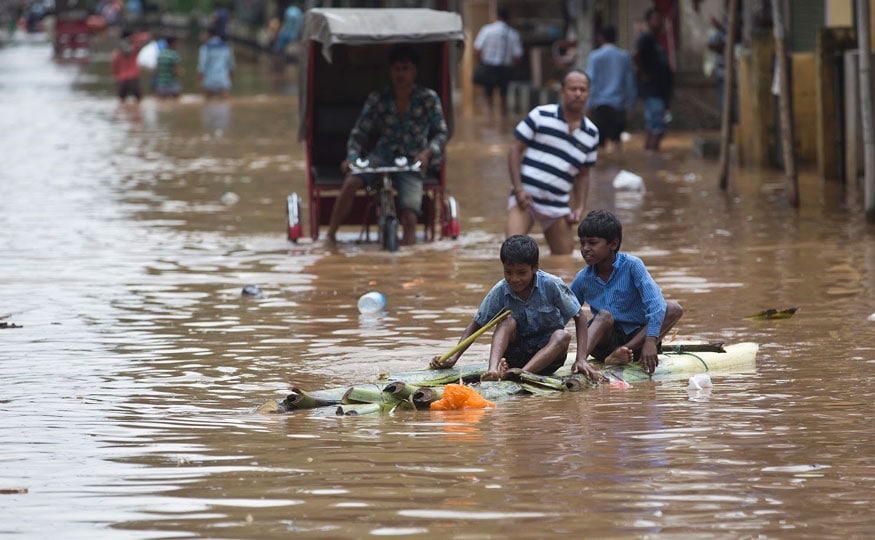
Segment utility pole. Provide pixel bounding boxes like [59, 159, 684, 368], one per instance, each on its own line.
[771, 0, 799, 207]
[574, 0, 593, 72]
[857, 0, 875, 221]
[718, 0, 739, 190]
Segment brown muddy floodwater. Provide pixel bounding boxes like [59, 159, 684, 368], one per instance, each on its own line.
[2, 36, 875, 539]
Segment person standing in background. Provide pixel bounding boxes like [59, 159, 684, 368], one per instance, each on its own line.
[473, 5, 523, 119]
[111, 28, 152, 104]
[154, 35, 183, 99]
[275, 2, 302, 55]
[634, 8, 673, 152]
[198, 26, 235, 99]
[586, 26, 636, 152]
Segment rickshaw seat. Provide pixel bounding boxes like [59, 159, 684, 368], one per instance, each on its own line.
[311, 165, 442, 187]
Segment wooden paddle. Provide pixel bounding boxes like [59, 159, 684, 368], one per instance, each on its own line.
[434, 309, 512, 364]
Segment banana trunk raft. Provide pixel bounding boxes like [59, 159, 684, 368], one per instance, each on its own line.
[257, 342, 758, 416]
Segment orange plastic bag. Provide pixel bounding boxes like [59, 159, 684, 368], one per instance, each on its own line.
[430, 384, 496, 410]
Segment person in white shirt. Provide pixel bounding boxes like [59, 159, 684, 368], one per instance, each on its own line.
[473, 6, 523, 118]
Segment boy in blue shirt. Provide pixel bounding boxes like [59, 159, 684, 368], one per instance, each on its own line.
[570, 210, 683, 375]
[431, 235, 600, 382]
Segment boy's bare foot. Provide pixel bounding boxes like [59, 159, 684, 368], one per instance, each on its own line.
[480, 358, 509, 382]
[605, 346, 635, 366]
[480, 370, 499, 381]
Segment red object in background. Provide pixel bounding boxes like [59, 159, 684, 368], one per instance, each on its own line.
[54, 18, 91, 54]
[654, 0, 678, 71]
[86, 15, 107, 32]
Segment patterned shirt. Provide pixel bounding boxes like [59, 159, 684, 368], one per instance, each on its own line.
[569, 252, 667, 338]
[475, 270, 582, 343]
[155, 48, 180, 87]
[514, 103, 599, 218]
[346, 84, 448, 169]
[473, 21, 523, 67]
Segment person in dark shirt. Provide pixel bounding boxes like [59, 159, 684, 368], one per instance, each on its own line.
[634, 8, 673, 151]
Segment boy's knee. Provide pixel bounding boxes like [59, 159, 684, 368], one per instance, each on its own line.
[594, 310, 614, 326]
[666, 301, 683, 320]
[497, 316, 518, 333]
[555, 330, 572, 347]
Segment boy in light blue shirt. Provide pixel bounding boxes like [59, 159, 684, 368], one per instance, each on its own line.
[198, 27, 235, 98]
[570, 210, 683, 374]
[431, 235, 600, 382]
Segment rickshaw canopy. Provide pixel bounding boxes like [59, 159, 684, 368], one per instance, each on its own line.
[302, 8, 465, 62]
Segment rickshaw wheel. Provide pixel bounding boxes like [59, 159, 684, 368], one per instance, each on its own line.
[383, 216, 399, 252]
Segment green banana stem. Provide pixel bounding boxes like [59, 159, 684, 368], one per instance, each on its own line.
[412, 386, 444, 409]
[342, 384, 395, 405]
[435, 309, 512, 363]
[336, 403, 386, 416]
[383, 381, 416, 400]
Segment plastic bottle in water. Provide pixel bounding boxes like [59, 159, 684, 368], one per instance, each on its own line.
[357, 291, 386, 314]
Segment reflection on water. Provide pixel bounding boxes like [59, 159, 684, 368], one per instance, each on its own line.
[1, 37, 875, 539]
[202, 100, 231, 135]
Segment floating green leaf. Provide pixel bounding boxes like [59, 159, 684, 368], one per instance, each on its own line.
[744, 307, 799, 320]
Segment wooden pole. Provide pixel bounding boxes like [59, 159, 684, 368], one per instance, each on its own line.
[772, 0, 799, 207]
[718, 0, 739, 190]
[857, 0, 875, 221]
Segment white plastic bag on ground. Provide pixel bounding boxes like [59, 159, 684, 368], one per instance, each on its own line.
[612, 170, 645, 192]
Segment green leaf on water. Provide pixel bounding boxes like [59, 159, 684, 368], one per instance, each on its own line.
[744, 307, 799, 320]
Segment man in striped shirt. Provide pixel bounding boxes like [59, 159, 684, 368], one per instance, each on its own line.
[570, 210, 683, 375]
[507, 69, 598, 255]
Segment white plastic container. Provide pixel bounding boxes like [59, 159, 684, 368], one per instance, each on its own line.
[357, 291, 386, 314]
[687, 373, 713, 390]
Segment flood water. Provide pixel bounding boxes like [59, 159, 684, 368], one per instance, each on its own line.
[2, 35, 875, 539]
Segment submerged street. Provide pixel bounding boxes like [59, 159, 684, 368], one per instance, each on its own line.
[2, 35, 875, 538]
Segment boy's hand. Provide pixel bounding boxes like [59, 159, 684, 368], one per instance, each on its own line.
[641, 338, 659, 375]
[572, 359, 601, 382]
[430, 355, 456, 370]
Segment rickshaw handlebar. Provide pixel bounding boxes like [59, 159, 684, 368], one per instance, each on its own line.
[349, 157, 422, 175]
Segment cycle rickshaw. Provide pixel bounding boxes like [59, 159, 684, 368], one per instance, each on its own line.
[287, 8, 464, 245]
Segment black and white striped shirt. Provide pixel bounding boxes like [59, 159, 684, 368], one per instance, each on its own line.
[513, 104, 599, 218]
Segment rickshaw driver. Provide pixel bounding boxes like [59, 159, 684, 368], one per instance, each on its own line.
[326, 44, 449, 246]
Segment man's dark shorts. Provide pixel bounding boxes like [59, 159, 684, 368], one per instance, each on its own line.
[587, 319, 646, 362]
[504, 330, 566, 375]
[481, 64, 513, 97]
[117, 78, 142, 101]
[589, 105, 625, 145]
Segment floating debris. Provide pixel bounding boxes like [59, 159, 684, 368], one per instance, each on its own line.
[744, 307, 799, 320]
[241, 285, 263, 297]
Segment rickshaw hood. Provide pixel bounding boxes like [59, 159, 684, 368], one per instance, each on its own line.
[302, 8, 465, 63]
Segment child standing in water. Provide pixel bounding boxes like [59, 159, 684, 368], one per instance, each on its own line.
[570, 210, 683, 375]
[111, 29, 152, 103]
[198, 27, 235, 99]
[155, 35, 183, 99]
[431, 235, 601, 382]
